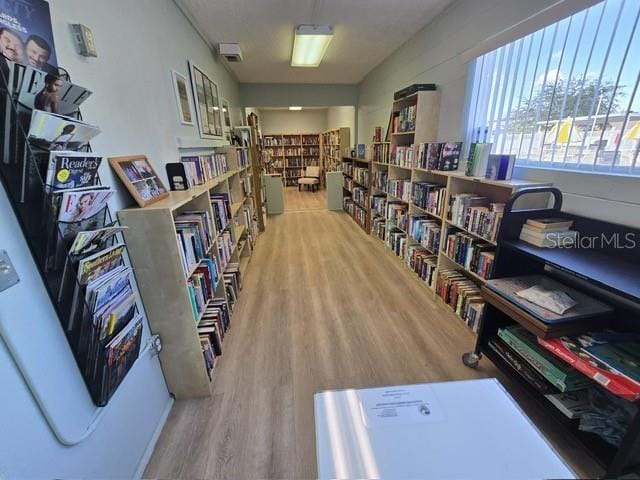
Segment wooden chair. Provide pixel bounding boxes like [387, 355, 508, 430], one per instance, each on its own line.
[297, 166, 320, 192]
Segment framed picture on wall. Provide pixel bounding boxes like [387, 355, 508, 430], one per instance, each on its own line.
[171, 70, 194, 125]
[188, 61, 223, 139]
[222, 99, 232, 130]
[109, 155, 170, 207]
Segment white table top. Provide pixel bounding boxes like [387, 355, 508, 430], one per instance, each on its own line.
[314, 378, 575, 480]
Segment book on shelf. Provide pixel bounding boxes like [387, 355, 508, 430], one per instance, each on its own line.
[497, 325, 592, 392]
[435, 270, 485, 331]
[387, 179, 411, 202]
[438, 142, 462, 171]
[519, 218, 577, 248]
[390, 144, 415, 168]
[217, 230, 234, 269]
[538, 334, 640, 401]
[448, 194, 504, 243]
[544, 390, 592, 419]
[387, 229, 407, 258]
[409, 217, 441, 253]
[487, 336, 557, 395]
[485, 154, 516, 181]
[485, 275, 613, 324]
[174, 211, 214, 276]
[465, 142, 492, 177]
[181, 153, 229, 187]
[188, 258, 220, 322]
[386, 201, 409, 232]
[210, 193, 231, 231]
[444, 228, 495, 280]
[371, 216, 386, 240]
[392, 104, 416, 133]
[370, 194, 387, 216]
[411, 181, 446, 216]
[27, 110, 101, 151]
[526, 218, 574, 230]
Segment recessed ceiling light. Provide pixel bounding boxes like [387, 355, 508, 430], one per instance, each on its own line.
[291, 25, 333, 67]
[289, 106, 302, 111]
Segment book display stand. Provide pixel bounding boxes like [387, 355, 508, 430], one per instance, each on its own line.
[464, 186, 640, 477]
[0, 58, 144, 406]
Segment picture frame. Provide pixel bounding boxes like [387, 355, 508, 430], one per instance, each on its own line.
[222, 98, 232, 130]
[171, 70, 194, 125]
[188, 61, 223, 139]
[109, 155, 170, 207]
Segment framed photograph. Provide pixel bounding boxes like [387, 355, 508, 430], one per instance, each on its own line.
[171, 70, 194, 125]
[188, 61, 223, 138]
[109, 155, 170, 207]
[222, 99, 232, 130]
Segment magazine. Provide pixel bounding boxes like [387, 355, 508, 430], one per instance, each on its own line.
[18, 65, 92, 115]
[57, 187, 113, 223]
[45, 152, 103, 190]
[0, 0, 59, 72]
[77, 243, 126, 286]
[69, 225, 127, 256]
[27, 110, 101, 151]
[103, 313, 143, 399]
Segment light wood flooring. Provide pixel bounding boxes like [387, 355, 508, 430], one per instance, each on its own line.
[145, 207, 602, 479]
[284, 186, 326, 212]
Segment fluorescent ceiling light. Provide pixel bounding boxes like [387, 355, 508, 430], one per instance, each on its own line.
[289, 106, 302, 111]
[291, 25, 333, 67]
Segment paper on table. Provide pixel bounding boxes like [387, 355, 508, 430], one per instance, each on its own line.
[357, 385, 445, 427]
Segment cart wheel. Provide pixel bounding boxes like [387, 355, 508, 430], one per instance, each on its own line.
[462, 352, 481, 368]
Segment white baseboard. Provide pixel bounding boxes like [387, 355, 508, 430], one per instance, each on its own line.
[133, 397, 175, 479]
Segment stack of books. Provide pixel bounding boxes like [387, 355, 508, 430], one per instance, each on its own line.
[444, 229, 495, 280]
[435, 269, 485, 331]
[519, 218, 577, 248]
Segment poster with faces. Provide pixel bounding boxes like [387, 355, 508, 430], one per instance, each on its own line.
[0, 0, 58, 73]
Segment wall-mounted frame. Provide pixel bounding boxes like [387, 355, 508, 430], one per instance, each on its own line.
[222, 98, 232, 130]
[188, 61, 223, 138]
[171, 70, 194, 125]
[109, 155, 169, 207]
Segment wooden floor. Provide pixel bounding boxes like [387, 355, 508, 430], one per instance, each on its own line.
[145, 207, 602, 479]
[284, 186, 326, 212]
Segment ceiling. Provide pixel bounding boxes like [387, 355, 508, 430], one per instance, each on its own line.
[176, 0, 454, 84]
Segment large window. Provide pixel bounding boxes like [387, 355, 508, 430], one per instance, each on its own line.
[466, 0, 640, 176]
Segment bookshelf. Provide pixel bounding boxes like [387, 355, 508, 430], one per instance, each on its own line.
[342, 157, 371, 232]
[341, 89, 550, 332]
[466, 187, 640, 477]
[262, 133, 320, 187]
[118, 146, 257, 399]
[321, 127, 351, 180]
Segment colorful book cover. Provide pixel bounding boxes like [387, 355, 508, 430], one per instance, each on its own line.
[538, 335, 640, 401]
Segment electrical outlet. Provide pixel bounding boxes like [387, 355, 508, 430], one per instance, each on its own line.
[0, 250, 19, 293]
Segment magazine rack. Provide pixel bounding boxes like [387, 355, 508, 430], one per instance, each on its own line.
[463, 187, 640, 477]
[0, 58, 142, 406]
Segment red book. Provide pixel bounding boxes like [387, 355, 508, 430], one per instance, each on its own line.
[537, 336, 640, 401]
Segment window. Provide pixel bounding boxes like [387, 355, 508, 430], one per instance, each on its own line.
[466, 0, 640, 176]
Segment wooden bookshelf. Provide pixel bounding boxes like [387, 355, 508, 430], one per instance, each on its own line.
[117, 145, 258, 399]
[262, 133, 321, 187]
[321, 127, 351, 183]
[341, 157, 370, 233]
[340, 89, 551, 331]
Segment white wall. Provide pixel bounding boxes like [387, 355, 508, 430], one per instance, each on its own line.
[357, 0, 640, 226]
[0, 0, 241, 478]
[260, 109, 327, 134]
[240, 83, 358, 108]
[327, 106, 356, 142]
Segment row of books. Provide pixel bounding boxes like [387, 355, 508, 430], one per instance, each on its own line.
[353, 167, 369, 187]
[386, 201, 409, 232]
[443, 229, 495, 280]
[181, 153, 229, 187]
[264, 136, 304, 146]
[411, 182, 446, 217]
[373, 171, 387, 192]
[466, 143, 516, 180]
[436, 269, 485, 332]
[392, 105, 416, 133]
[448, 193, 505, 243]
[370, 195, 387, 217]
[224, 264, 242, 313]
[287, 158, 304, 167]
[409, 216, 441, 253]
[237, 149, 249, 169]
[217, 230, 234, 271]
[353, 187, 367, 208]
[197, 300, 231, 380]
[343, 161, 354, 176]
[302, 136, 320, 145]
[390, 145, 415, 168]
[387, 179, 411, 202]
[175, 211, 214, 277]
[210, 193, 231, 232]
[344, 177, 354, 192]
[519, 217, 577, 248]
[373, 143, 390, 163]
[407, 245, 438, 287]
[284, 169, 304, 178]
[416, 142, 462, 171]
[387, 229, 407, 258]
[303, 147, 320, 155]
[187, 258, 220, 322]
[371, 215, 386, 241]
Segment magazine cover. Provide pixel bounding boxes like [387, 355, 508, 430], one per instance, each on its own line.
[27, 110, 101, 151]
[18, 65, 92, 114]
[69, 225, 127, 256]
[58, 187, 113, 223]
[0, 0, 58, 72]
[77, 243, 126, 285]
[46, 152, 103, 189]
[103, 313, 143, 398]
